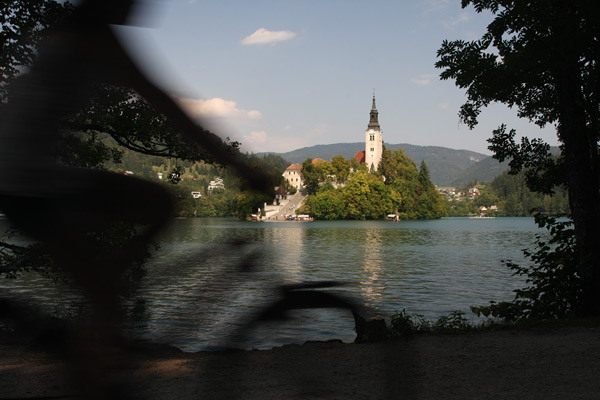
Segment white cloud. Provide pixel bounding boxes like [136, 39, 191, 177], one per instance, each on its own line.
[238, 124, 326, 153]
[176, 96, 262, 120]
[241, 28, 296, 45]
[246, 130, 268, 143]
[247, 110, 263, 119]
[438, 102, 450, 110]
[240, 133, 308, 153]
[411, 74, 436, 86]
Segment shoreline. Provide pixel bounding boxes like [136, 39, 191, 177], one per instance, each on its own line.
[2, 323, 600, 399]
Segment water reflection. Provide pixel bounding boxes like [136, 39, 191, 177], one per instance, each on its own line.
[267, 224, 305, 281]
[0, 217, 543, 351]
[359, 228, 385, 311]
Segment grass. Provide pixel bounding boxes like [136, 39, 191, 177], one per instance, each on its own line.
[387, 309, 600, 338]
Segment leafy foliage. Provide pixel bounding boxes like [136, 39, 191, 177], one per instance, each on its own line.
[1, 2, 246, 171]
[0, 0, 279, 312]
[301, 151, 446, 220]
[471, 214, 582, 321]
[0, 0, 71, 100]
[304, 190, 345, 220]
[445, 169, 569, 217]
[58, 131, 123, 169]
[436, 0, 600, 314]
[67, 86, 244, 165]
[1, 222, 152, 298]
[487, 125, 567, 194]
[389, 309, 473, 337]
[489, 170, 569, 216]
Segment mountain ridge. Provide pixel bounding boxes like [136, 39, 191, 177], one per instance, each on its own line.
[259, 142, 508, 187]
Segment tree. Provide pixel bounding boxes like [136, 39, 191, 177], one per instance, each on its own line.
[436, 0, 600, 314]
[341, 171, 393, 220]
[298, 148, 445, 220]
[0, 0, 276, 284]
[301, 158, 334, 194]
[0, 1, 256, 173]
[305, 190, 345, 220]
[0, 1, 70, 99]
[331, 154, 350, 183]
[414, 161, 447, 219]
[379, 147, 420, 218]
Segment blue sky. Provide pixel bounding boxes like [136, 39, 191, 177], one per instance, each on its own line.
[119, 0, 559, 155]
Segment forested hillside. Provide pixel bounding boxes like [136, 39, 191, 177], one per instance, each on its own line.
[105, 146, 288, 218]
[445, 170, 569, 217]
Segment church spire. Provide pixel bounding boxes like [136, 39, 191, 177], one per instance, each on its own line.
[372, 89, 377, 109]
[364, 90, 383, 171]
[368, 90, 380, 130]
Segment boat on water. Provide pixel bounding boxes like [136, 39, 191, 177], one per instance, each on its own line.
[386, 214, 401, 221]
[286, 214, 314, 221]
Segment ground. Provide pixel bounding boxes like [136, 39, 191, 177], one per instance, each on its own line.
[1, 323, 600, 399]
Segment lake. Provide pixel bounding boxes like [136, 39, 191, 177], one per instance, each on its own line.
[0, 217, 544, 351]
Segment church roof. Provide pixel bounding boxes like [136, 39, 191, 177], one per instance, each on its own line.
[368, 92, 380, 130]
[354, 150, 365, 163]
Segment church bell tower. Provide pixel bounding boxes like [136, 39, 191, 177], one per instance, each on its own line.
[365, 91, 383, 171]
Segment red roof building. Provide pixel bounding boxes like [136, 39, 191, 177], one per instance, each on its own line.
[283, 163, 304, 189]
[354, 150, 365, 164]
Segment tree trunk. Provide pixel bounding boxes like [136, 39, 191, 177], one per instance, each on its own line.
[553, 5, 600, 315]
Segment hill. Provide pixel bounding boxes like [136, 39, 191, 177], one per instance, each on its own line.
[451, 155, 509, 186]
[260, 143, 505, 187]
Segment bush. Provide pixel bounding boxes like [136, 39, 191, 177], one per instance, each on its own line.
[471, 214, 582, 321]
[389, 309, 429, 336]
[389, 309, 472, 336]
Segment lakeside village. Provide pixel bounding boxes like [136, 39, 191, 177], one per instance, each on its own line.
[155, 94, 500, 222]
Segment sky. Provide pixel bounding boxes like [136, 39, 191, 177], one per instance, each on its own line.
[118, 0, 559, 155]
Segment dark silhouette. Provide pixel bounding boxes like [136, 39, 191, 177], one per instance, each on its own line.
[0, 1, 398, 398]
[0, 0, 270, 398]
[256, 282, 353, 319]
[225, 281, 387, 346]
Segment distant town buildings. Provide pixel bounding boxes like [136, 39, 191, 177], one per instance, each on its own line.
[274, 186, 288, 202]
[468, 187, 480, 199]
[208, 178, 225, 191]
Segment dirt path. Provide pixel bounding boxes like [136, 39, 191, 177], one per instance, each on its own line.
[2, 324, 600, 399]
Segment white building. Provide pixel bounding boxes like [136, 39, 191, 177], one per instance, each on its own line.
[282, 163, 303, 189]
[365, 92, 384, 171]
[208, 178, 225, 191]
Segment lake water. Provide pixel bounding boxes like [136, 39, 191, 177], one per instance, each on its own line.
[0, 217, 544, 351]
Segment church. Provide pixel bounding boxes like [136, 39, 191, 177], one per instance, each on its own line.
[354, 93, 384, 171]
[282, 93, 385, 190]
